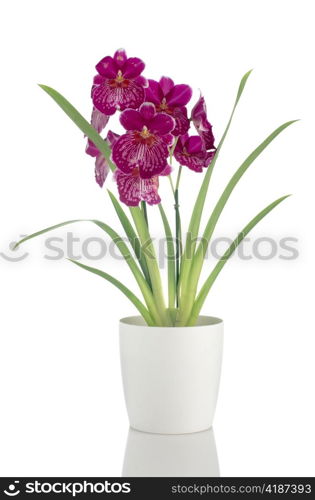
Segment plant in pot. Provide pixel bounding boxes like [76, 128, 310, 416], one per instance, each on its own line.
[16, 49, 296, 434]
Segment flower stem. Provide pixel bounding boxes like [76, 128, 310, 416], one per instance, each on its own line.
[141, 200, 149, 228]
[174, 187, 182, 308]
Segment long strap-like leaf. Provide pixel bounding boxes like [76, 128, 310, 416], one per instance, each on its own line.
[39, 85, 115, 170]
[178, 70, 253, 307]
[185, 195, 291, 326]
[68, 259, 154, 326]
[14, 219, 161, 324]
[158, 204, 176, 310]
[107, 190, 152, 289]
[179, 120, 297, 325]
[129, 206, 170, 325]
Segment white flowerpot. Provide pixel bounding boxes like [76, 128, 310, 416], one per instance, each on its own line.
[119, 315, 223, 434]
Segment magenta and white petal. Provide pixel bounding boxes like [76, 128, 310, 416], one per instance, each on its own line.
[139, 102, 156, 121]
[123, 57, 145, 79]
[205, 150, 216, 165]
[115, 169, 141, 206]
[113, 48, 127, 68]
[145, 79, 163, 105]
[95, 154, 109, 187]
[86, 139, 99, 157]
[120, 109, 144, 131]
[159, 76, 174, 95]
[92, 80, 117, 115]
[172, 106, 190, 136]
[91, 107, 109, 133]
[106, 130, 120, 147]
[160, 164, 172, 176]
[112, 132, 169, 178]
[167, 84, 192, 107]
[191, 94, 207, 122]
[191, 95, 215, 150]
[92, 79, 145, 114]
[95, 56, 116, 79]
[149, 113, 175, 135]
[174, 150, 205, 172]
[162, 133, 175, 146]
[141, 177, 161, 205]
[198, 119, 215, 150]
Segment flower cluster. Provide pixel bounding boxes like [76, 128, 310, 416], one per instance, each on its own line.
[86, 49, 216, 206]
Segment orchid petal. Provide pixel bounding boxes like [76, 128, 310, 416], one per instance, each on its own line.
[112, 132, 168, 178]
[162, 133, 175, 146]
[139, 102, 156, 121]
[134, 75, 148, 88]
[198, 119, 215, 150]
[160, 164, 172, 176]
[106, 130, 120, 147]
[174, 150, 205, 172]
[172, 106, 190, 136]
[95, 56, 116, 79]
[91, 107, 109, 133]
[191, 95, 215, 150]
[95, 154, 109, 187]
[123, 57, 145, 79]
[86, 139, 99, 157]
[115, 169, 141, 206]
[92, 79, 145, 114]
[149, 113, 175, 135]
[185, 136, 203, 154]
[115, 170, 161, 206]
[167, 84, 192, 107]
[113, 48, 127, 68]
[141, 177, 161, 205]
[120, 109, 144, 131]
[145, 79, 163, 105]
[159, 76, 174, 96]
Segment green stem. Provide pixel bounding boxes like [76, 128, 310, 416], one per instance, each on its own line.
[175, 165, 183, 191]
[141, 200, 149, 228]
[174, 189, 182, 308]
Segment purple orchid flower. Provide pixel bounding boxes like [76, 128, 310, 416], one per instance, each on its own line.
[92, 49, 147, 116]
[191, 94, 215, 150]
[86, 131, 119, 187]
[174, 134, 215, 172]
[115, 164, 171, 207]
[112, 102, 175, 179]
[145, 77, 192, 136]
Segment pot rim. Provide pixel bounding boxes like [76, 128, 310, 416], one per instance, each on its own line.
[120, 315, 223, 329]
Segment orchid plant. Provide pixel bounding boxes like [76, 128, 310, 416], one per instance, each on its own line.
[16, 49, 296, 327]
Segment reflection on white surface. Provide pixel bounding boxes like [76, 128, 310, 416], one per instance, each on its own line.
[122, 427, 220, 477]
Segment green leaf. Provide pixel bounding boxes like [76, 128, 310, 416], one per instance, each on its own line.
[158, 204, 176, 311]
[186, 195, 291, 326]
[68, 259, 154, 326]
[130, 206, 171, 326]
[14, 218, 162, 325]
[178, 70, 253, 305]
[107, 190, 152, 288]
[179, 120, 298, 325]
[39, 85, 115, 171]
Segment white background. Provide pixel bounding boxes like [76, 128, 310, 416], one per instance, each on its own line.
[0, 0, 314, 477]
